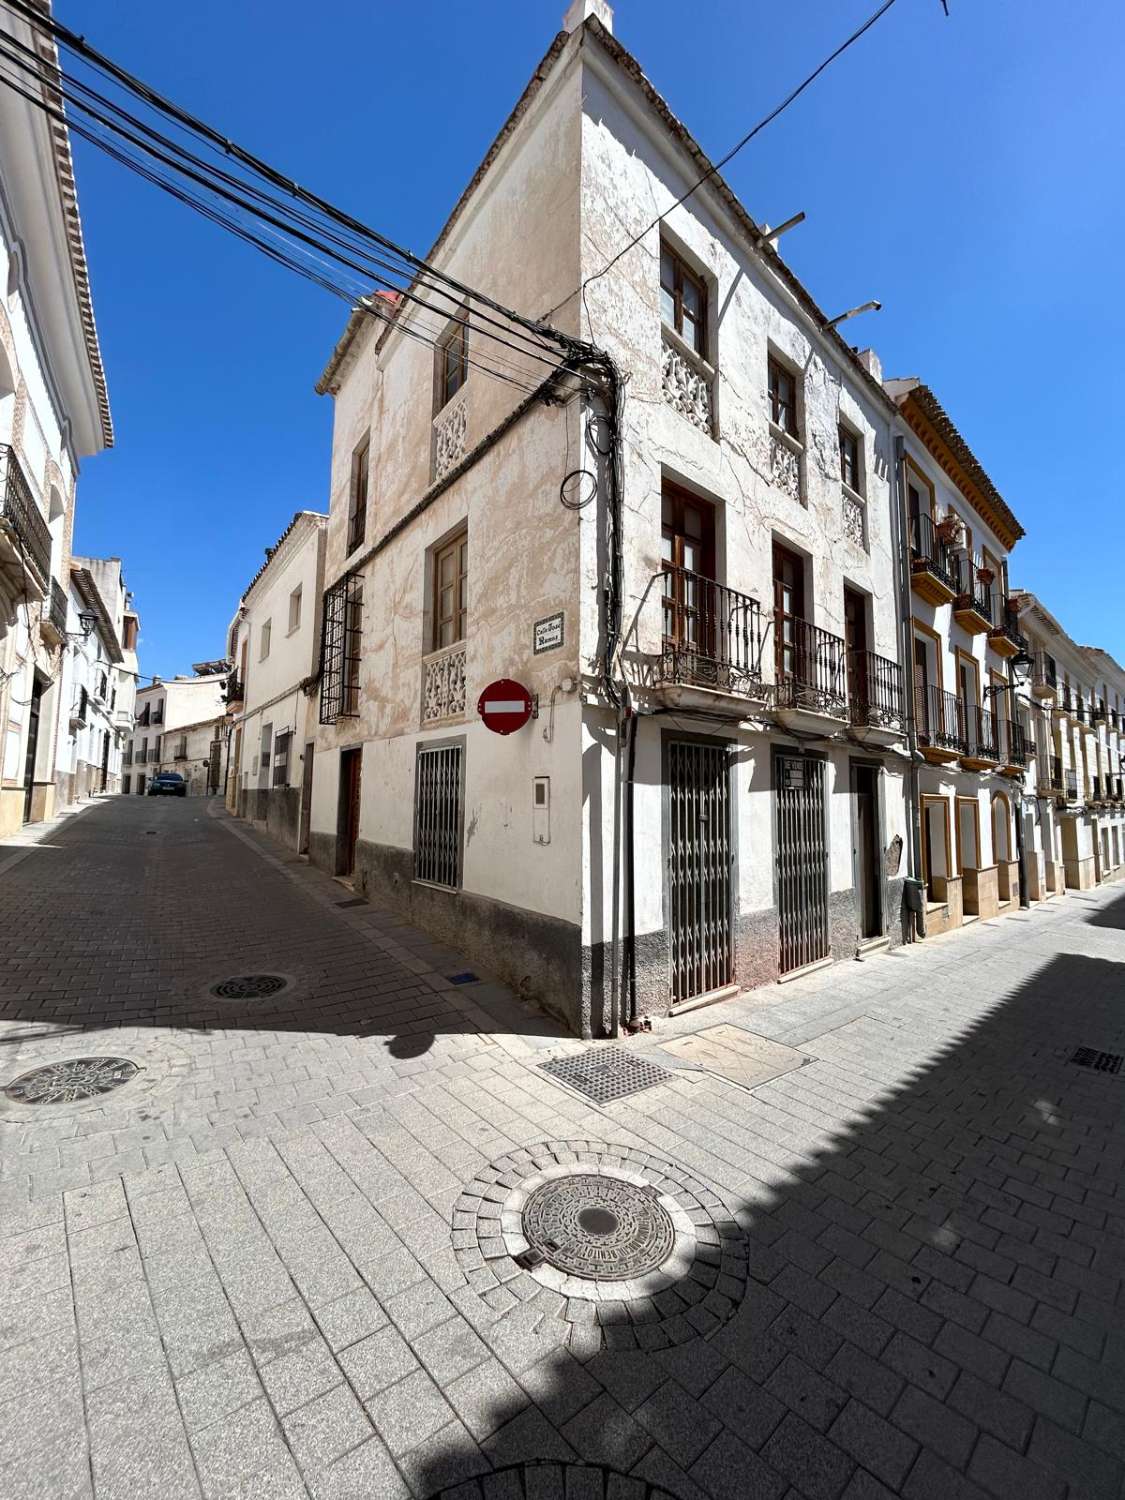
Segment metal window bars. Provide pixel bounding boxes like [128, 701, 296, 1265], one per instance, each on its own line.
[964, 705, 1000, 762]
[319, 572, 363, 724]
[774, 615, 848, 715]
[915, 684, 968, 754]
[1005, 720, 1028, 766]
[847, 649, 905, 729]
[414, 744, 463, 889]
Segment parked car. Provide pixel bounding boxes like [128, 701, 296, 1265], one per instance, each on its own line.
[148, 772, 187, 797]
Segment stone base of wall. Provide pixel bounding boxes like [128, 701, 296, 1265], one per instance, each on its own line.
[998, 860, 1019, 904]
[1026, 853, 1045, 902]
[241, 786, 301, 850]
[963, 864, 999, 919]
[1065, 857, 1096, 891]
[0, 786, 23, 837]
[925, 875, 964, 936]
[23, 780, 54, 825]
[1045, 859, 1065, 894]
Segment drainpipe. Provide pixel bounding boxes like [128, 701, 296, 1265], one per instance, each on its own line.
[892, 433, 926, 938]
[1009, 655, 1031, 909]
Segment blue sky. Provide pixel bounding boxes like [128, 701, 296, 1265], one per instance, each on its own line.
[64, 0, 1125, 674]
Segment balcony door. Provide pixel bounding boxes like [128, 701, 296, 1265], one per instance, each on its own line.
[913, 636, 932, 741]
[844, 587, 868, 710]
[661, 485, 715, 657]
[773, 541, 805, 685]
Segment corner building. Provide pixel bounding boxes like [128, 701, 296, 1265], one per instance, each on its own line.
[309, 2, 913, 1035]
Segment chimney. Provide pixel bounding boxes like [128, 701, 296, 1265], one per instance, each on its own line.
[564, 0, 613, 33]
[856, 347, 883, 385]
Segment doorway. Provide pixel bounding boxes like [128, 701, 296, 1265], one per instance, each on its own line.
[337, 747, 362, 878]
[852, 763, 882, 941]
[99, 730, 110, 793]
[773, 541, 806, 690]
[776, 751, 829, 974]
[21, 675, 43, 823]
[666, 737, 733, 1003]
[299, 742, 314, 855]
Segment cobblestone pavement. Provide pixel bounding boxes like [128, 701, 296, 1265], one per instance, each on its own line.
[3, 795, 1125, 1499]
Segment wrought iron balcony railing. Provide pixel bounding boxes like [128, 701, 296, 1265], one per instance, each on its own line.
[1064, 768, 1079, 801]
[847, 649, 905, 730]
[0, 443, 51, 591]
[964, 704, 1000, 762]
[658, 568, 764, 696]
[954, 557, 994, 624]
[916, 683, 967, 754]
[1004, 720, 1028, 767]
[1031, 651, 1057, 692]
[909, 513, 961, 593]
[774, 615, 847, 715]
[988, 596, 1026, 651]
[223, 672, 244, 704]
[1050, 754, 1063, 791]
[1093, 702, 1108, 724]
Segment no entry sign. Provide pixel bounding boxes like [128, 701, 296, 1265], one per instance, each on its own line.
[477, 678, 533, 735]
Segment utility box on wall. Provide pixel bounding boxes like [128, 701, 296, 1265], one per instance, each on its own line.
[533, 776, 550, 844]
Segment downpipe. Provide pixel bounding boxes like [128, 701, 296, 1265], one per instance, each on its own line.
[892, 433, 926, 939]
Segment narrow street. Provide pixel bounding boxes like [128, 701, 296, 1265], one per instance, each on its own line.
[3, 796, 1125, 1500]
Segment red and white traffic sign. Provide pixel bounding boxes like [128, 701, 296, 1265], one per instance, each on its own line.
[477, 678, 533, 736]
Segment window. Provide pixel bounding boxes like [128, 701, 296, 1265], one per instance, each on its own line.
[260, 619, 271, 661]
[288, 586, 302, 634]
[77, 686, 88, 723]
[123, 774, 131, 795]
[659, 243, 707, 358]
[433, 529, 468, 650]
[839, 426, 861, 492]
[97, 671, 107, 700]
[273, 730, 291, 787]
[140, 736, 148, 759]
[768, 356, 799, 438]
[347, 437, 369, 555]
[414, 742, 463, 888]
[319, 572, 364, 723]
[175, 735, 187, 760]
[436, 317, 468, 412]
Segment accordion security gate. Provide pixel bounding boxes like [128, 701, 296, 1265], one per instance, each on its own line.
[414, 744, 463, 889]
[776, 754, 830, 975]
[667, 740, 733, 1004]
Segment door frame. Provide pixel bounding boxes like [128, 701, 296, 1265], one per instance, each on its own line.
[848, 757, 886, 941]
[298, 741, 315, 854]
[336, 744, 363, 877]
[661, 728, 738, 1004]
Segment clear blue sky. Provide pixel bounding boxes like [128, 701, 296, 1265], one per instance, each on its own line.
[64, 0, 1125, 675]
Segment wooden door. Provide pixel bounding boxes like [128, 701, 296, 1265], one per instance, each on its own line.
[844, 587, 868, 709]
[773, 542, 805, 684]
[913, 637, 930, 739]
[299, 742, 314, 854]
[21, 677, 42, 823]
[661, 486, 715, 654]
[338, 748, 361, 877]
[853, 764, 882, 940]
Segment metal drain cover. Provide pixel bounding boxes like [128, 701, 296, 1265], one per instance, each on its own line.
[4, 1056, 139, 1105]
[522, 1173, 674, 1281]
[539, 1046, 671, 1103]
[1071, 1047, 1123, 1075]
[210, 974, 289, 1001]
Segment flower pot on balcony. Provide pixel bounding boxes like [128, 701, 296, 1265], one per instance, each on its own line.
[936, 515, 964, 547]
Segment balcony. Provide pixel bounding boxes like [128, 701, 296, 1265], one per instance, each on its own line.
[961, 705, 1000, 769]
[988, 597, 1026, 659]
[1037, 752, 1063, 796]
[1089, 776, 1103, 809]
[223, 673, 244, 706]
[909, 514, 961, 606]
[774, 616, 848, 730]
[40, 577, 68, 646]
[1093, 702, 1108, 726]
[422, 640, 467, 725]
[1030, 651, 1057, 701]
[1002, 719, 1028, 776]
[653, 569, 767, 714]
[1060, 767, 1080, 807]
[0, 443, 51, 600]
[917, 684, 966, 763]
[847, 649, 905, 744]
[953, 557, 995, 635]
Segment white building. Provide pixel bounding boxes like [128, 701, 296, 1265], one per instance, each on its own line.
[54, 557, 137, 801]
[124, 673, 226, 796]
[225, 509, 326, 848]
[1012, 593, 1125, 894]
[0, 0, 113, 833]
[307, 2, 912, 1036]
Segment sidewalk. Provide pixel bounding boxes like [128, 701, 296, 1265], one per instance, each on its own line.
[2, 795, 1124, 1499]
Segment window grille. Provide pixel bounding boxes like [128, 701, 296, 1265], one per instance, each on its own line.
[273, 730, 291, 787]
[319, 573, 363, 723]
[414, 743, 463, 889]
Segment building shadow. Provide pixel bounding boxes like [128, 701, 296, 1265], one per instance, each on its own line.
[1086, 889, 1125, 931]
[408, 948, 1125, 1498]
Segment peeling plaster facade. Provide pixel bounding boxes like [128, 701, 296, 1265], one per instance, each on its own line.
[304, 10, 916, 1036]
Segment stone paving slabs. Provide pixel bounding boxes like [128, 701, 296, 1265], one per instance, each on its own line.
[3, 796, 1125, 1498]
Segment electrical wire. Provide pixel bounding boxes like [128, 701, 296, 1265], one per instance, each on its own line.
[579, 0, 901, 303]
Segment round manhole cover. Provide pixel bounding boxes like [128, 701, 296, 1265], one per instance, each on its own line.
[209, 974, 290, 1002]
[522, 1173, 675, 1281]
[4, 1056, 139, 1106]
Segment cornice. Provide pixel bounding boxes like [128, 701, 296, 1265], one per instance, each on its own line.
[896, 389, 1023, 551]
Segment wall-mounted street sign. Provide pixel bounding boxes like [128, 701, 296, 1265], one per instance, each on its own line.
[478, 678, 534, 736]
[533, 611, 565, 654]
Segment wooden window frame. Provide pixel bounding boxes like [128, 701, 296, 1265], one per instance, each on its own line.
[659, 241, 708, 360]
[288, 586, 302, 635]
[435, 312, 469, 414]
[259, 618, 271, 662]
[431, 527, 468, 652]
[346, 437, 370, 556]
[839, 424, 862, 495]
[768, 354, 800, 439]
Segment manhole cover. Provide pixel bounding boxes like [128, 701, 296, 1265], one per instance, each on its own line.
[539, 1045, 670, 1103]
[1071, 1046, 1123, 1075]
[4, 1057, 139, 1105]
[522, 1173, 674, 1280]
[209, 974, 290, 1001]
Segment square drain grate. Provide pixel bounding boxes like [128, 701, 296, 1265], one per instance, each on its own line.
[447, 972, 479, 985]
[539, 1046, 672, 1104]
[1071, 1047, 1123, 1075]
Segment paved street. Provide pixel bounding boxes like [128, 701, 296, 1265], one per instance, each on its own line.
[3, 796, 1125, 1500]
